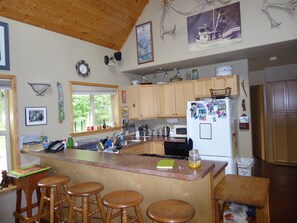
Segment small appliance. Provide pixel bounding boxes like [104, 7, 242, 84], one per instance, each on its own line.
[162, 126, 170, 137]
[172, 125, 187, 138]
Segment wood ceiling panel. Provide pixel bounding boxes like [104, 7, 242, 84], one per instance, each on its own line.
[0, 0, 148, 50]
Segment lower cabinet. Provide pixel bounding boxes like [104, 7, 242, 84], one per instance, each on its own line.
[120, 142, 152, 154]
[152, 142, 164, 155]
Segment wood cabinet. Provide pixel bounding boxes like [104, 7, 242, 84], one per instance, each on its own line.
[127, 85, 158, 119]
[270, 80, 297, 164]
[194, 78, 213, 98]
[212, 75, 239, 96]
[127, 86, 140, 119]
[194, 75, 239, 98]
[152, 141, 164, 155]
[157, 81, 195, 118]
[120, 142, 152, 154]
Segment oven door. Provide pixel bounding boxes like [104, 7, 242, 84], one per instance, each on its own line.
[164, 141, 188, 157]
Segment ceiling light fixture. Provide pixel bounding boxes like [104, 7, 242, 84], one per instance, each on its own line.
[269, 56, 278, 61]
[28, 83, 51, 96]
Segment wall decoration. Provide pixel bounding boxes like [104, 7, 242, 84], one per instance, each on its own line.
[57, 82, 65, 123]
[25, 107, 47, 126]
[136, 21, 154, 64]
[121, 90, 127, 104]
[262, 0, 297, 28]
[187, 2, 242, 52]
[0, 21, 10, 70]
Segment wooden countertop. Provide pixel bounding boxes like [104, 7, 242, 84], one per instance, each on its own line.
[21, 147, 227, 181]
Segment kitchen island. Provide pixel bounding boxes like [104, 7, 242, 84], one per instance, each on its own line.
[22, 146, 226, 223]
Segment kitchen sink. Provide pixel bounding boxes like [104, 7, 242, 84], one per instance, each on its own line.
[123, 139, 141, 146]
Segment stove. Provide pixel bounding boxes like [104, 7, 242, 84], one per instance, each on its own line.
[139, 153, 188, 160]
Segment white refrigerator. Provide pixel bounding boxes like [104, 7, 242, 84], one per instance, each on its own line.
[187, 98, 238, 174]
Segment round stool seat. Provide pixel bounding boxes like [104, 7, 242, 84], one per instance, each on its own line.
[67, 182, 104, 197]
[147, 199, 195, 223]
[38, 175, 71, 187]
[103, 190, 143, 209]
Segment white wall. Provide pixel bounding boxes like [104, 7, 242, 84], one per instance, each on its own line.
[121, 0, 297, 72]
[0, 16, 138, 222]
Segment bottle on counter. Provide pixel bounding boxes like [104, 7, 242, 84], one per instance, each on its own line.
[62, 137, 67, 149]
[135, 130, 140, 138]
[188, 149, 201, 169]
[67, 136, 74, 148]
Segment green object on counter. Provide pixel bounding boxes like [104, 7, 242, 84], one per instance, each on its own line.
[67, 136, 74, 148]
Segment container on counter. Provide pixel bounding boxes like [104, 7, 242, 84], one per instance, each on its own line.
[67, 136, 74, 148]
[188, 149, 201, 169]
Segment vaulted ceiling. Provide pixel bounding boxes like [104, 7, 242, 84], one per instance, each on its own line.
[0, 0, 148, 50]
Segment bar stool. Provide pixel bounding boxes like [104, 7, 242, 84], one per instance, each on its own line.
[36, 175, 71, 223]
[67, 182, 106, 223]
[147, 199, 195, 223]
[102, 190, 144, 223]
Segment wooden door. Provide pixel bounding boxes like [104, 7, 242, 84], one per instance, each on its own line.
[127, 86, 140, 119]
[157, 83, 176, 117]
[175, 81, 195, 117]
[194, 78, 213, 98]
[287, 80, 297, 111]
[272, 114, 288, 163]
[153, 142, 164, 155]
[250, 85, 266, 161]
[271, 81, 286, 112]
[213, 75, 239, 96]
[139, 85, 158, 119]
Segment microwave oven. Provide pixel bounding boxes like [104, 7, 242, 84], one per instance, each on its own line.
[172, 125, 187, 138]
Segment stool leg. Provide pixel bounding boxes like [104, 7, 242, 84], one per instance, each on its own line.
[15, 188, 22, 223]
[95, 193, 106, 222]
[82, 197, 89, 223]
[121, 208, 128, 223]
[50, 187, 55, 223]
[37, 188, 47, 223]
[134, 205, 143, 223]
[67, 196, 76, 223]
[105, 207, 113, 223]
[56, 186, 64, 222]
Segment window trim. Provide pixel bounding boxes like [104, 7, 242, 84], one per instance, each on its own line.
[0, 74, 19, 169]
[69, 81, 121, 137]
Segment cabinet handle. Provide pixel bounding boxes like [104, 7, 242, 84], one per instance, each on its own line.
[133, 104, 135, 108]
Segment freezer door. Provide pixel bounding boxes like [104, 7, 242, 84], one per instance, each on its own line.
[187, 99, 233, 157]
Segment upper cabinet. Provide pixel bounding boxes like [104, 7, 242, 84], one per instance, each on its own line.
[194, 75, 239, 98]
[157, 81, 195, 118]
[127, 85, 158, 120]
[212, 75, 239, 96]
[127, 75, 239, 119]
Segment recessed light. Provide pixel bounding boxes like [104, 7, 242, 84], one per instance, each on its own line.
[269, 56, 278, 61]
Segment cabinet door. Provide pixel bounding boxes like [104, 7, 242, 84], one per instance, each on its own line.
[121, 142, 152, 154]
[139, 85, 158, 119]
[175, 81, 195, 117]
[153, 142, 164, 155]
[194, 78, 213, 98]
[272, 114, 288, 163]
[157, 84, 176, 117]
[127, 86, 140, 119]
[287, 113, 297, 164]
[270, 81, 286, 112]
[287, 80, 297, 112]
[213, 75, 239, 96]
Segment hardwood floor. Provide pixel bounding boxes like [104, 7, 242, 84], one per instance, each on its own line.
[252, 158, 297, 223]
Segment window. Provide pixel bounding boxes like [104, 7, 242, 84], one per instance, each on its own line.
[0, 79, 12, 181]
[70, 81, 120, 135]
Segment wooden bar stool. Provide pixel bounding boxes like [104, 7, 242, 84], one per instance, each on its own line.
[147, 199, 195, 223]
[36, 175, 71, 223]
[102, 190, 144, 223]
[67, 182, 106, 223]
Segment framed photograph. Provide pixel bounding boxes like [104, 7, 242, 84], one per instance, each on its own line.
[25, 107, 47, 126]
[136, 21, 154, 64]
[0, 21, 10, 70]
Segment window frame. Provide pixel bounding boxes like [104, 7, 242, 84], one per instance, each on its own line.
[69, 81, 121, 137]
[0, 74, 20, 171]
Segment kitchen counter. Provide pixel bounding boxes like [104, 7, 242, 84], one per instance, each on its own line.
[22, 145, 227, 222]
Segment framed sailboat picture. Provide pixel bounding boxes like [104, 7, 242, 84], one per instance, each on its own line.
[187, 2, 242, 52]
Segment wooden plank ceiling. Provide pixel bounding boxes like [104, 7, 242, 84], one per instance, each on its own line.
[0, 0, 148, 50]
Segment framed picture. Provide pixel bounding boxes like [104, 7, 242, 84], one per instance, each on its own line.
[25, 107, 47, 126]
[0, 21, 10, 70]
[136, 21, 154, 64]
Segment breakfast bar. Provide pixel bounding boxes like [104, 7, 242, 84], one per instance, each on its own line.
[21, 147, 227, 223]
